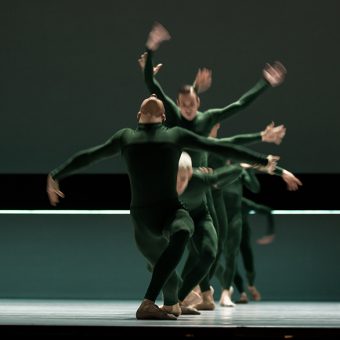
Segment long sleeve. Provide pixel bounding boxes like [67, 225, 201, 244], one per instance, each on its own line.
[206, 165, 243, 188]
[242, 169, 261, 193]
[176, 127, 268, 167]
[50, 129, 126, 180]
[218, 132, 262, 146]
[203, 78, 269, 126]
[273, 165, 284, 176]
[242, 197, 274, 235]
[144, 48, 181, 127]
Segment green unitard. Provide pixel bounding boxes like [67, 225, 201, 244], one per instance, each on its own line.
[233, 197, 274, 294]
[183, 132, 261, 291]
[162, 165, 242, 304]
[50, 123, 269, 305]
[144, 49, 270, 293]
[216, 167, 282, 290]
[205, 133, 263, 291]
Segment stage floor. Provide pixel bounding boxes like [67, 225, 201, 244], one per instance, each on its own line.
[0, 300, 339, 338]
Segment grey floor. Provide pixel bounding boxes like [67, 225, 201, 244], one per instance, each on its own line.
[0, 300, 339, 328]
[0, 299, 340, 340]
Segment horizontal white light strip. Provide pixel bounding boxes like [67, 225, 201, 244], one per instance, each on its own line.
[1, 210, 340, 215]
[0, 210, 130, 215]
[257, 210, 340, 215]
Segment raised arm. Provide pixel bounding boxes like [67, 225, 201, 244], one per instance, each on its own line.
[204, 61, 287, 126]
[217, 121, 286, 147]
[47, 129, 126, 205]
[192, 68, 212, 94]
[141, 23, 181, 126]
[218, 132, 262, 146]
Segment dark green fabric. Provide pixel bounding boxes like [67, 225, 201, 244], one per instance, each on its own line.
[218, 167, 248, 289]
[144, 48, 269, 167]
[242, 198, 275, 238]
[234, 197, 274, 294]
[163, 166, 242, 301]
[51, 123, 268, 303]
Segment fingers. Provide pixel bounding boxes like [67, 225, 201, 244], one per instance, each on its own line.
[49, 198, 57, 207]
[263, 61, 286, 86]
[286, 177, 303, 191]
[265, 62, 286, 75]
[56, 190, 65, 198]
[274, 61, 287, 74]
[268, 154, 280, 162]
[138, 52, 147, 61]
[48, 192, 59, 206]
[200, 67, 212, 76]
[138, 52, 147, 69]
[194, 67, 212, 94]
[289, 180, 303, 191]
[287, 183, 297, 191]
[47, 189, 64, 206]
[265, 63, 280, 79]
[274, 125, 286, 144]
[266, 155, 280, 175]
[154, 63, 163, 73]
[273, 125, 286, 134]
[146, 23, 171, 50]
[151, 22, 171, 40]
[264, 62, 276, 75]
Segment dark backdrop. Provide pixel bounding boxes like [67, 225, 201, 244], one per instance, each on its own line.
[1, 0, 339, 174]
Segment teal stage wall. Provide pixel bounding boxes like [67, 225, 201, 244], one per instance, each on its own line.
[0, 213, 339, 301]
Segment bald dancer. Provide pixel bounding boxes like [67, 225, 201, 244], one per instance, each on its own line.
[47, 95, 278, 320]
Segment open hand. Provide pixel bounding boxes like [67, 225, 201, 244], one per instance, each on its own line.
[47, 174, 64, 206]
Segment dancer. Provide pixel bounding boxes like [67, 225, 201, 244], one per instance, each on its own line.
[233, 197, 275, 304]
[160, 152, 243, 316]
[181, 122, 286, 310]
[47, 94, 278, 320]
[216, 165, 302, 307]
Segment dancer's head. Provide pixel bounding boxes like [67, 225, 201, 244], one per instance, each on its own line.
[176, 86, 200, 121]
[137, 94, 166, 123]
[177, 152, 193, 195]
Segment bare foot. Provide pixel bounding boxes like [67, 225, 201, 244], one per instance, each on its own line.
[219, 289, 235, 307]
[180, 304, 201, 315]
[194, 288, 215, 310]
[160, 303, 182, 317]
[248, 286, 261, 301]
[236, 292, 249, 304]
[182, 290, 202, 307]
[136, 299, 177, 320]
